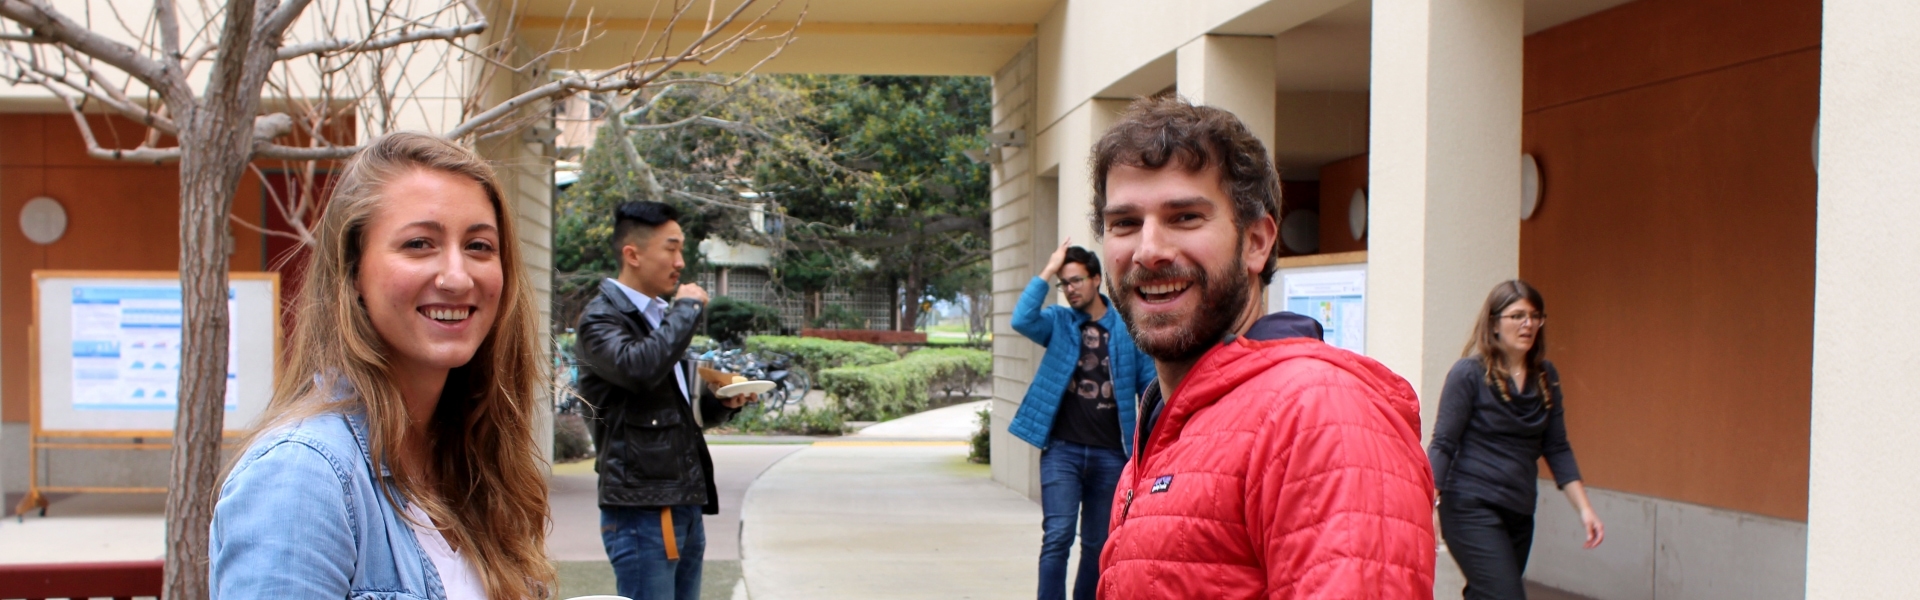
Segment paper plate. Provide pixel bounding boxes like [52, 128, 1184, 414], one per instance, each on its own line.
[716, 380, 776, 397]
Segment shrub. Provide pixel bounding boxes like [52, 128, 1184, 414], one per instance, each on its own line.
[706, 297, 783, 344]
[744, 335, 900, 369]
[724, 403, 847, 436]
[818, 348, 992, 421]
[811, 303, 868, 329]
[968, 406, 991, 464]
[553, 412, 595, 462]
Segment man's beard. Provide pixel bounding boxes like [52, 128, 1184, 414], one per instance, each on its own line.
[1112, 253, 1251, 363]
[1068, 291, 1095, 312]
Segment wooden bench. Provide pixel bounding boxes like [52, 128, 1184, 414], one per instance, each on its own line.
[0, 560, 164, 600]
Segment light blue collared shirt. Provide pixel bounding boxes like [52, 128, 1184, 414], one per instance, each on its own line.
[606, 278, 689, 402]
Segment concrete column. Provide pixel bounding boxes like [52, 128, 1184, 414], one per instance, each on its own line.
[1366, 0, 1523, 434]
[1176, 35, 1277, 162]
[1807, 1, 1920, 596]
[1054, 98, 1131, 259]
[989, 42, 1043, 499]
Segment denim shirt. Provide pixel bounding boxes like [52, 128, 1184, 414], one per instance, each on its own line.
[210, 407, 452, 600]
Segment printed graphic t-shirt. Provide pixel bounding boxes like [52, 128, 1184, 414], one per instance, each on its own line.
[1052, 322, 1122, 450]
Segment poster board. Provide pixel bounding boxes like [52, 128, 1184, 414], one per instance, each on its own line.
[1268, 253, 1367, 355]
[33, 271, 279, 435]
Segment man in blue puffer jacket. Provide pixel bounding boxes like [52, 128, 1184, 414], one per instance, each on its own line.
[1009, 240, 1156, 600]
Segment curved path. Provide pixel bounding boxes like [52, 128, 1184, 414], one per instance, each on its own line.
[739, 400, 1045, 599]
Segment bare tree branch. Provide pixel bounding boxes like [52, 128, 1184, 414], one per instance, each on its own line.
[628, 114, 763, 135]
[0, 0, 186, 102]
[254, 142, 358, 160]
[258, 0, 316, 44]
[50, 92, 180, 163]
[154, 0, 181, 62]
[445, 0, 795, 141]
[1, 47, 181, 134]
[276, 10, 483, 61]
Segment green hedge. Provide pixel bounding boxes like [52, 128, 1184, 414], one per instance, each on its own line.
[744, 335, 900, 369]
[706, 297, 783, 344]
[724, 404, 847, 436]
[819, 348, 992, 421]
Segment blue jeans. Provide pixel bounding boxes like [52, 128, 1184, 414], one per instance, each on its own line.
[1038, 440, 1128, 600]
[602, 505, 706, 600]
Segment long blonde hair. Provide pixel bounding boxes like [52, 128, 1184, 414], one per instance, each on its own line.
[229, 132, 554, 598]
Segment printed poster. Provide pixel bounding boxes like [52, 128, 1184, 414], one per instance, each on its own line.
[1283, 268, 1366, 354]
[70, 285, 239, 411]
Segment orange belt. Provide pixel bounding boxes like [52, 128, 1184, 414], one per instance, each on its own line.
[661, 507, 680, 561]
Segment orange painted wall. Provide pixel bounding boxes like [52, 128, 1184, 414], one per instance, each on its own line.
[1520, 0, 1819, 520]
[1317, 154, 1367, 254]
[0, 114, 267, 423]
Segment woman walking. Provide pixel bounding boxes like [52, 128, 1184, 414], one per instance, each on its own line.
[211, 132, 554, 599]
[1430, 280, 1604, 599]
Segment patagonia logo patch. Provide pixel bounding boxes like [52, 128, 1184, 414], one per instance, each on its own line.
[1151, 475, 1173, 494]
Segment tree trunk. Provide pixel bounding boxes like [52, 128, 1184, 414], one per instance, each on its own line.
[165, 2, 271, 591]
[164, 123, 252, 600]
[899, 259, 923, 332]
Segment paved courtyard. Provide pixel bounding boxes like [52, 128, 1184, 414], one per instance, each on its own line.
[0, 398, 1590, 600]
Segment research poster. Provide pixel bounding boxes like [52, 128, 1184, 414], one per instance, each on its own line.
[69, 285, 238, 411]
[1279, 267, 1366, 354]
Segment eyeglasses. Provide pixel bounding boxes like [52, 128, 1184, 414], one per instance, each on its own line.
[1499, 312, 1547, 326]
[1056, 275, 1090, 289]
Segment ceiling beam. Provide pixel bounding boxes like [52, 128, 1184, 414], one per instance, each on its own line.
[517, 17, 1034, 37]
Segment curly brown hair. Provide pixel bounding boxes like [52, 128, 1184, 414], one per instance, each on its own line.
[1089, 95, 1283, 284]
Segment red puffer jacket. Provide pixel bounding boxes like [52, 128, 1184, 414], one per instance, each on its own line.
[1098, 316, 1435, 599]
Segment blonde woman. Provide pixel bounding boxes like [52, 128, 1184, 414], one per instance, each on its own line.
[211, 132, 554, 599]
[1429, 280, 1604, 600]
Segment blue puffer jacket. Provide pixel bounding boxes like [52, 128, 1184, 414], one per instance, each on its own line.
[1007, 276, 1154, 456]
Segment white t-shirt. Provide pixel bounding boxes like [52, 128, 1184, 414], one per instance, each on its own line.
[404, 503, 487, 600]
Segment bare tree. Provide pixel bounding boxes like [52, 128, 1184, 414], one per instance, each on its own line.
[0, 0, 799, 597]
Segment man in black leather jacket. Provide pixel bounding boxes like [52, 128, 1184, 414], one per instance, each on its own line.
[574, 201, 750, 600]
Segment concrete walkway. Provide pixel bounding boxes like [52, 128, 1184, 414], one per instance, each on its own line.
[737, 399, 1042, 599]
[733, 397, 1594, 600]
[740, 443, 1035, 600]
[0, 492, 166, 564]
[848, 399, 988, 441]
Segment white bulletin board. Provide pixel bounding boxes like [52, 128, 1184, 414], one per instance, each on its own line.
[1268, 253, 1368, 355]
[33, 271, 279, 435]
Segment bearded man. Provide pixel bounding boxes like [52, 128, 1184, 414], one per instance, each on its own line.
[1010, 243, 1156, 600]
[1091, 96, 1436, 599]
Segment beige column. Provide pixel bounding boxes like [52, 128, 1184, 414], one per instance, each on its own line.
[1176, 35, 1277, 161]
[1366, 0, 1523, 434]
[1054, 99, 1131, 258]
[989, 43, 1044, 499]
[1807, 1, 1920, 595]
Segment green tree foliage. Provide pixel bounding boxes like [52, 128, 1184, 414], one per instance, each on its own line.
[764, 76, 992, 330]
[705, 296, 785, 344]
[552, 74, 992, 332]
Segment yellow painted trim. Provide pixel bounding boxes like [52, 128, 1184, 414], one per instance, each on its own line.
[1276, 250, 1368, 269]
[811, 440, 968, 447]
[39, 486, 168, 494]
[519, 17, 1034, 37]
[551, 459, 598, 476]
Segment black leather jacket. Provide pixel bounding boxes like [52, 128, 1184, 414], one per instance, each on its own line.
[574, 279, 737, 512]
